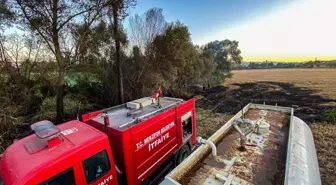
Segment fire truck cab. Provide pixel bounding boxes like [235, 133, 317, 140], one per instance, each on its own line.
[0, 97, 196, 185]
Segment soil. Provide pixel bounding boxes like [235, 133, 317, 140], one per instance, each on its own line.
[180, 109, 289, 185]
[247, 110, 289, 185]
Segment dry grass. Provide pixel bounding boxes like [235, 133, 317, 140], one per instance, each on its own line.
[195, 107, 231, 139]
[224, 69, 336, 185]
[311, 123, 336, 185]
[225, 69, 336, 99]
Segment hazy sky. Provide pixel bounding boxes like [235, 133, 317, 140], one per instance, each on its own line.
[130, 0, 336, 62]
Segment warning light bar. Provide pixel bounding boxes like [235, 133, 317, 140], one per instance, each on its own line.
[31, 120, 61, 139]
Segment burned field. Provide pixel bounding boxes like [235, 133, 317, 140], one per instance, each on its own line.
[195, 69, 336, 185]
[198, 81, 334, 122]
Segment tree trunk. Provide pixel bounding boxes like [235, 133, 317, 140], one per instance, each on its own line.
[112, 4, 124, 104]
[55, 69, 65, 123]
[52, 0, 65, 124]
[54, 47, 65, 124]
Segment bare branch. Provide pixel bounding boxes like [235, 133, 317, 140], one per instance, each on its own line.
[15, 0, 56, 55]
[69, 6, 105, 66]
[128, 8, 166, 53]
[57, 2, 107, 32]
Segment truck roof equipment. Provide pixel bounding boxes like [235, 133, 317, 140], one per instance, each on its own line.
[84, 97, 184, 130]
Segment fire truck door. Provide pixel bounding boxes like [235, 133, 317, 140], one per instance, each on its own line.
[79, 149, 118, 185]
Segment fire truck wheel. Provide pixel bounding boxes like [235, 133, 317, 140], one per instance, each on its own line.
[177, 145, 190, 165]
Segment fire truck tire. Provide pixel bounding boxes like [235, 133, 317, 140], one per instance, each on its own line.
[176, 145, 190, 165]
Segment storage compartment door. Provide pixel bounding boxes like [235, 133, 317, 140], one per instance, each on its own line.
[132, 109, 178, 182]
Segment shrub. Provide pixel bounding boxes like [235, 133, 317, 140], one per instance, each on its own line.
[35, 94, 93, 122]
[323, 109, 336, 123]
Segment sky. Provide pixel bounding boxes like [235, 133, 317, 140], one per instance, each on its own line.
[128, 0, 336, 62]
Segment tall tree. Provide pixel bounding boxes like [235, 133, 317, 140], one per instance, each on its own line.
[0, 0, 14, 78]
[146, 22, 201, 93]
[204, 40, 243, 84]
[0, 0, 13, 27]
[124, 8, 165, 98]
[129, 8, 166, 52]
[1, 33, 42, 84]
[112, 3, 124, 104]
[205, 40, 242, 71]
[70, 20, 129, 105]
[110, 0, 135, 104]
[9, 0, 109, 123]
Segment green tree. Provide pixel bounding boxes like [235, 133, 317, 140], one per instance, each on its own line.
[110, 0, 136, 104]
[71, 20, 129, 105]
[146, 22, 204, 94]
[125, 8, 167, 98]
[204, 40, 243, 84]
[9, 0, 110, 123]
[198, 48, 215, 84]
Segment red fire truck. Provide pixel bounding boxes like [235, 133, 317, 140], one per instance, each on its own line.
[0, 95, 196, 185]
